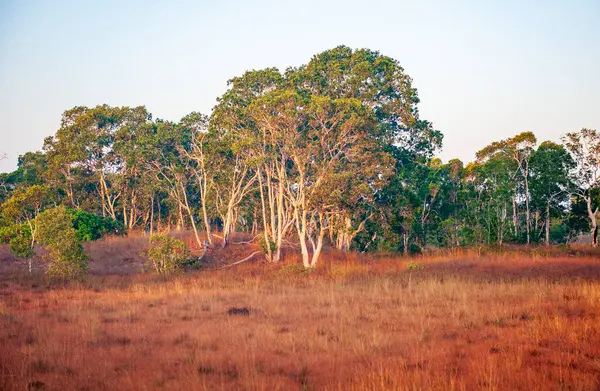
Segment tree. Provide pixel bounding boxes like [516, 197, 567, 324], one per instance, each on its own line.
[143, 233, 190, 274]
[9, 225, 35, 273]
[294, 45, 442, 157]
[468, 154, 515, 246]
[563, 128, 600, 247]
[476, 132, 537, 243]
[36, 206, 88, 280]
[43, 106, 92, 207]
[530, 142, 574, 246]
[179, 112, 215, 245]
[1, 185, 52, 271]
[211, 69, 282, 250]
[144, 120, 205, 247]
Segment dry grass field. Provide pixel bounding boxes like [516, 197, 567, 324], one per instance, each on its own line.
[1, 234, 600, 390]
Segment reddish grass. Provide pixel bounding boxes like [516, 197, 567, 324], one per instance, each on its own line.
[1, 235, 600, 390]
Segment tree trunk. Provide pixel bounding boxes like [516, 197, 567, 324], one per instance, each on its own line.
[295, 209, 311, 268]
[512, 195, 518, 236]
[310, 227, 325, 267]
[257, 169, 273, 261]
[180, 181, 202, 248]
[587, 195, 598, 247]
[545, 200, 550, 247]
[150, 193, 154, 236]
[201, 191, 212, 245]
[65, 166, 76, 207]
[524, 173, 531, 244]
[157, 195, 162, 232]
[221, 201, 235, 248]
[273, 167, 286, 263]
[177, 204, 184, 231]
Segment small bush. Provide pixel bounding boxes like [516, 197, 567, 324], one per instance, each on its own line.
[407, 261, 424, 271]
[144, 233, 190, 274]
[9, 225, 34, 259]
[259, 236, 276, 254]
[36, 206, 88, 280]
[278, 263, 310, 276]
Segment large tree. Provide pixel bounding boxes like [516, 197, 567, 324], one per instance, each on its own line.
[562, 128, 600, 247]
[530, 142, 574, 246]
[476, 131, 537, 244]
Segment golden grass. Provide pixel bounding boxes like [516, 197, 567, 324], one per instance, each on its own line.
[1, 237, 600, 390]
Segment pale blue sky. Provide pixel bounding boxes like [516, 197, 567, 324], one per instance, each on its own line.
[0, 0, 598, 173]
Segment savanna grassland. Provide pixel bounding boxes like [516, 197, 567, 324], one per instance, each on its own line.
[1, 234, 600, 391]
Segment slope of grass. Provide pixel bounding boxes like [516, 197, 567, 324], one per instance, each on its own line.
[1, 236, 600, 390]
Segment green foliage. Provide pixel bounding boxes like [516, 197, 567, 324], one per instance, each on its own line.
[36, 206, 88, 280]
[1, 48, 597, 262]
[9, 225, 34, 259]
[68, 209, 122, 241]
[278, 264, 310, 276]
[407, 261, 424, 271]
[144, 233, 190, 274]
[258, 236, 276, 255]
[1, 185, 50, 224]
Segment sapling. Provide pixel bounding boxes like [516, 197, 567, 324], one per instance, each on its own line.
[407, 261, 424, 290]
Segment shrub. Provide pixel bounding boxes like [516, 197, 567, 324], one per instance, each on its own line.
[407, 261, 424, 272]
[259, 236, 276, 254]
[144, 233, 190, 274]
[10, 225, 36, 273]
[278, 263, 310, 276]
[36, 206, 88, 280]
[9, 225, 34, 259]
[68, 209, 122, 241]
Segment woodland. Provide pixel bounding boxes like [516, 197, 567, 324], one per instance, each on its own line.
[1, 45, 599, 275]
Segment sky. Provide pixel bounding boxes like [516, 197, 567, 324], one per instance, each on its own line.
[0, 0, 598, 173]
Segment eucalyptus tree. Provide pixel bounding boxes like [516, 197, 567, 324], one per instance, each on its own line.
[293, 46, 442, 158]
[435, 159, 465, 249]
[212, 68, 283, 251]
[42, 104, 154, 230]
[468, 153, 516, 246]
[295, 94, 390, 266]
[1, 185, 51, 272]
[292, 46, 440, 255]
[248, 87, 299, 262]
[43, 106, 94, 207]
[562, 128, 600, 247]
[529, 142, 574, 245]
[179, 112, 215, 245]
[143, 120, 204, 247]
[111, 106, 155, 231]
[209, 121, 258, 248]
[476, 132, 537, 243]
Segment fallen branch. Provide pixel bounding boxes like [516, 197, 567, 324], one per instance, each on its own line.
[233, 234, 260, 245]
[209, 251, 263, 270]
[281, 239, 300, 248]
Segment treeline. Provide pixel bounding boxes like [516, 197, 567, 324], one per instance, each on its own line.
[1, 46, 599, 268]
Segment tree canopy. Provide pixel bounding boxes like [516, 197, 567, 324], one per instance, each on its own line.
[1, 46, 598, 271]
